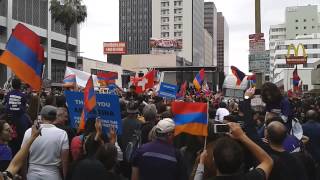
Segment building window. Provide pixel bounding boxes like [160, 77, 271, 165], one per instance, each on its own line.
[174, 8, 182, 14]
[161, 2, 169, 7]
[304, 26, 307, 29]
[174, 24, 182, 29]
[161, 9, 169, 15]
[304, 19, 307, 22]
[295, 19, 298, 22]
[174, 32, 182, 37]
[174, 1, 182, 6]
[174, 16, 182, 22]
[161, 32, 169, 38]
[312, 26, 315, 29]
[296, 27, 299, 30]
[161, 17, 169, 23]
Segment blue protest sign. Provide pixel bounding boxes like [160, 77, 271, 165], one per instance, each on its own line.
[159, 82, 178, 99]
[64, 91, 122, 134]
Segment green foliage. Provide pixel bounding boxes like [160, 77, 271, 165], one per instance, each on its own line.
[50, 0, 87, 31]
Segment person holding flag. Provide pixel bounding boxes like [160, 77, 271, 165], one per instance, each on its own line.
[193, 69, 205, 91]
[293, 66, 301, 92]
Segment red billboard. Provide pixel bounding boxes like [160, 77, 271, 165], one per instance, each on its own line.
[103, 42, 126, 55]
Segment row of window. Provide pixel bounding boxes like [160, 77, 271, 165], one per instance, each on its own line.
[161, 31, 183, 38]
[161, 1, 183, 7]
[161, 24, 182, 31]
[161, 16, 183, 23]
[161, 8, 183, 15]
[294, 18, 315, 23]
[276, 44, 320, 50]
[270, 28, 286, 33]
[295, 26, 316, 30]
[275, 54, 320, 59]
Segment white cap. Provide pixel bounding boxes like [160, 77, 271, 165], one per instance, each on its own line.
[155, 118, 175, 134]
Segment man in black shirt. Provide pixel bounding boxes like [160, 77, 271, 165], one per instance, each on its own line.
[266, 121, 307, 180]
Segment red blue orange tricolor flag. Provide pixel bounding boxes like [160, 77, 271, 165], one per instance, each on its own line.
[0, 23, 44, 91]
[78, 75, 97, 132]
[97, 71, 118, 86]
[172, 102, 208, 136]
[231, 66, 246, 86]
[193, 68, 205, 91]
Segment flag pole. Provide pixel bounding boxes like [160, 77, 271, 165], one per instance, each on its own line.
[204, 101, 209, 149]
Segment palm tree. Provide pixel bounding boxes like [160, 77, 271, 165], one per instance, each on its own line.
[50, 0, 87, 67]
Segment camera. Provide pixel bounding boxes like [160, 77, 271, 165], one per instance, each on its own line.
[213, 124, 230, 134]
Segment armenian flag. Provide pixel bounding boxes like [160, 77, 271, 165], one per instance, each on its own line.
[63, 74, 76, 87]
[172, 102, 208, 136]
[231, 66, 246, 86]
[293, 66, 300, 91]
[247, 74, 257, 87]
[78, 75, 96, 132]
[97, 71, 118, 86]
[0, 23, 44, 91]
[193, 68, 205, 91]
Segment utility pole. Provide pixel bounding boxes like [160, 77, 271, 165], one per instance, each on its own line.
[255, 0, 261, 34]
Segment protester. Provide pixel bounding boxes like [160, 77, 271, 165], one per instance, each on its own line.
[3, 78, 31, 155]
[261, 82, 292, 128]
[302, 110, 320, 165]
[266, 121, 307, 180]
[215, 102, 230, 122]
[0, 125, 40, 180]
[22, 105, 69, 180]
[95, 143, 121, 180]
[131, 118, 188, 180]
[194, 123, 273, 180]
[0, 120, 12, 171]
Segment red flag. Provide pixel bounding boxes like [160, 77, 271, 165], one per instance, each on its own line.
[177, 81, 187, 99]
[131, 70, 155, 94]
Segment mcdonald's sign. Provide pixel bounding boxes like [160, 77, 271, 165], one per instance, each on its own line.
[285, 43, 308, 64]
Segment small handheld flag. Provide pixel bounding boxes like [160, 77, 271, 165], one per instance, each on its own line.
[176, 81, 187, 99]
[193, 68, 205, 91]
[172, 102, 208, 136]
[0, 23, 44, 91]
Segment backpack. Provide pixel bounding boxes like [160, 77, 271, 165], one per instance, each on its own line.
[124, 128, 142, 163]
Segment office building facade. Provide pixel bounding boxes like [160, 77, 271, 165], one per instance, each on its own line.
[119, 0, 152, 54]
[204, 1, 217, 66]
[0, 0, 79, 86]
[217, 12, 229, 73]
[152, 0, 204, 66]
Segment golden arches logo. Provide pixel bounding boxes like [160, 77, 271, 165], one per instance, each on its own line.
[285, 43, 308, 64]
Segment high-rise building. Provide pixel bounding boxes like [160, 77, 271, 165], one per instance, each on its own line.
[204, 1, 217, 66]
[269, 5, 320, 80]
[217, 12, 229, 73]
[204, 29, 213, 66]
[0, 0, 80, 85]
[119, 0, 152, 54]
[152, 0, 204, 66]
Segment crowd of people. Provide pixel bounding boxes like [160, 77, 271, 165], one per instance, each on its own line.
[0, 78, 320, 180]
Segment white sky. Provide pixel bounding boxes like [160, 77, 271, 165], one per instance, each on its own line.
[80, 0, 320, 73]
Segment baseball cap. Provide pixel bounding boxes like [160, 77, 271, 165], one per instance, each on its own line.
[126, 100, 139, 114]
[155, 118, 175, 134]
[40, 105, 57, 121]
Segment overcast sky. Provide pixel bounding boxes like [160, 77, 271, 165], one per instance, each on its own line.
[80, 0, 319, 73]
